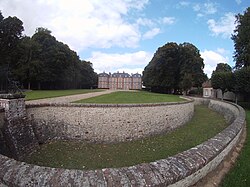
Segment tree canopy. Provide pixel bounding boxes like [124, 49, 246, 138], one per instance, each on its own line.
[232, 7, 250, 68]
[143, 42, 207, 93]
[230, 7, 250, 101]
[214, 63, 232, 73]
[211, 63, 234, 100]
[0, 13, 97, 91]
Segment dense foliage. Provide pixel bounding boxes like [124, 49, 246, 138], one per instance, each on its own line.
[0, 12, 97, 90]
[234, 67, 250, 100]
[211, 63, 234, 100]
[142, 42, 207, 93]
[232, 7, 250, 68]
[211, 63, 235, 94]
[231, 7, 250, 101]
[210, 7, 250, 101]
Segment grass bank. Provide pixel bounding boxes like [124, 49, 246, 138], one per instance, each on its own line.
[25, 105, 228, 170]
[24, 89, 103, 101]
[74, 91, 185, 104]
[220, 109, 250, 187]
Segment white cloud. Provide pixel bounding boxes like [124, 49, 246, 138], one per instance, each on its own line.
[161, 17, 176, 25]
[193, 4, 201, 12]
[216, 48, 230, 55]
[176, 1, 190, 9]
[179, 1, 190, 7]
[0, 0, 176, 53]
[143, 28, 161, 39]
[235, 0, 242, 5]
[204, 2, 217, 14]
[88, 51, 153, 74]
[207, 12, 236, 38]
[0, 0, 149, 51]
[201, 50, 229, 78]
[136, 18, 155, 27]
[193, 2, 217, 17]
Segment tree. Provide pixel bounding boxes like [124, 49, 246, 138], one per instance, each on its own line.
[0, 15, 24, 65]
[0, 11, 3, 22]
[179, 43, 207, 90]
[232, 7, 250, 68]
[234, 67, 250, 101]
[0, 13, 98, 91]
[180, 73, 193, 95]
[214, 63, 232, 72]
[0, 13, 24, 91]
[78, 61, 98, 88]
[16, 27, 98, 90]
[14, 36, 42, 89]
[143, 42, 206, 93]
[211, 63, 234, 100]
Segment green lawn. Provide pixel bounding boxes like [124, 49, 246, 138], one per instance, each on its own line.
[24, 89, 103, 101]
[220, 109, 250, 187]
[74, 91, 185, 103]
[25, 105, 228, 170]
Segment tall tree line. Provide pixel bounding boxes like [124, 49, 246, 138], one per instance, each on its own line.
[0, 12, 97, 91]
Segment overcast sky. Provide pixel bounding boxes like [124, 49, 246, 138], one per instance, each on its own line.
[1, 0, 249, 77]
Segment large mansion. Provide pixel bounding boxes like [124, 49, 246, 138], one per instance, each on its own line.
[98, 71, 142, 90]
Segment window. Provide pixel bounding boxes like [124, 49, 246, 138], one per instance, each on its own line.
[205, 89, 208, 96]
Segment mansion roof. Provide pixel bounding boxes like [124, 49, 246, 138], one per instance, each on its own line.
[202, 80, 212, 88]
[99, 71, 142, 78]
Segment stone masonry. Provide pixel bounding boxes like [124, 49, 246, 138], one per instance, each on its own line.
[26, 101, 194, 143]
[0, 97, 246, 186]
[0, 97, 39, 160]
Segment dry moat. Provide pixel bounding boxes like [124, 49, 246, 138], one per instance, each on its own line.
[0, 94, 246, 186]
[24, 105, 228, 170]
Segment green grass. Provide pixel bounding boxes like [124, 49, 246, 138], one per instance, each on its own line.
[25, 105, 228, 170]
[74, 91, 185, 104]
[24, 89, 103, 101]
[220, 109, 250, 187]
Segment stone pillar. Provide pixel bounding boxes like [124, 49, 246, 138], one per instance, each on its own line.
[0, 95, 26, 120]
[0, 94, 39, 160]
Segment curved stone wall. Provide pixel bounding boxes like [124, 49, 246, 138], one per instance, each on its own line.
[26, 101, 194, 143]
[0, 98, 246, 187]
[0, 108, 4, 128]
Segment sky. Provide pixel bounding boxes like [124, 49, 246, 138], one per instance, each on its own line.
[1, 0, 249, 78]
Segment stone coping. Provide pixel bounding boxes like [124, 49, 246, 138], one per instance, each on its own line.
[26, 98, 193, 108]
[0, 98, 246, 186]
[0, 94, 25, 99]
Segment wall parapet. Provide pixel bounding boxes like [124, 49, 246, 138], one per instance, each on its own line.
[26, 99, 193, 108]
[0, 98, 246, 186]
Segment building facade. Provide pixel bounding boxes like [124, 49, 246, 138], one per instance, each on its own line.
[202, 80, 214, 98]
[202, 80, 243, 101]
[98, 71, 142, 90]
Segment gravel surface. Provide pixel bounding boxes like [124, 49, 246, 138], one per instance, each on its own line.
[26, 89, 116, 104]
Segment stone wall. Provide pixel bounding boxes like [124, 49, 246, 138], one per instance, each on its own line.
[0, 98, 26, 120]
[26, 101, 194, 143]
[193, 97, 239, 123]
[0, 108, 7, 156]
[0, 108, 4, 128]
[0, 98, 39, 160]
[0, 98, 246, 186]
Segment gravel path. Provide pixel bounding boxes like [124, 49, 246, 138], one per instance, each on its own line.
[26, 89, 116, 104]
